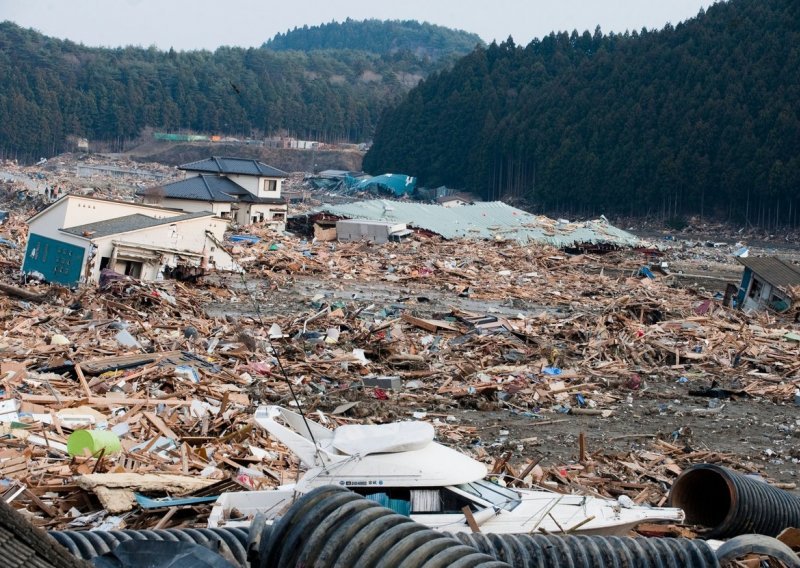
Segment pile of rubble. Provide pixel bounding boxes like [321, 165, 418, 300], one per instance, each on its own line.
[0, 206, 798, 539]
[0, 156, 179, 208]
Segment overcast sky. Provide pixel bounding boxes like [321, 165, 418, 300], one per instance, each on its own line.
[1, 0, 719, 51]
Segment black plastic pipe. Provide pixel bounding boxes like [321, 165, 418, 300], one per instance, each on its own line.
[48, 484, 800, 567]
[669, 463, 800, 538]
[257, 485, 511, 568]
[449, 532, 720, 567]
[50, 527, 250, 567]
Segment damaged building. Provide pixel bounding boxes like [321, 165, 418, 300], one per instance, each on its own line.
[735, 255, 800, 313]
[139, 156, 289, 230]
[290, 199, 645, 249]
[22, 195, 236, 286]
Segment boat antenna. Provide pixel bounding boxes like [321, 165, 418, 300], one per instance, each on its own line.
[238, 272, 322, 457]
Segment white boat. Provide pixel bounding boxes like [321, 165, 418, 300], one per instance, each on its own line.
[208, 405, 684, 535]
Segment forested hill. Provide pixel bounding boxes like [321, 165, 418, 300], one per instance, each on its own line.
[265, 19, 483, 60]
[364, 0, 800, 227]
[0, 21, 479, 162]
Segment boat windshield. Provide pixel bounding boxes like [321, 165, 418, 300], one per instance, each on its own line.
[455, 479, 521, 511]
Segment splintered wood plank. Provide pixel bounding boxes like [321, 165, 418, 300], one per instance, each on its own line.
[75, 364, 92, 398]
[143, 412, 180, 440]
[21, 395, 191, 406]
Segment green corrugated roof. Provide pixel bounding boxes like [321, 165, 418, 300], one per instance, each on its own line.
[309, 200, 644, 247]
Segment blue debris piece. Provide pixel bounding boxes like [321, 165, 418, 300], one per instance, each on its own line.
[639, 266, 655, 279]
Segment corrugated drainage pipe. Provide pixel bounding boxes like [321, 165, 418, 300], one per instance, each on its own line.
[50, 527, 251, 567]
[257, 485, 511, 568]
[448, 532, 720, 567]
[669, 463, 800, 538]
[716, 534, 800, 568]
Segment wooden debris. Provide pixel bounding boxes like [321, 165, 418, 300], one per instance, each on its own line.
[0, 208, 797, 535]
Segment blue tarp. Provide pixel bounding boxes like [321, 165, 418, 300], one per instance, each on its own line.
[353, 174, 416, 197]
[134, 493, 219, 509]
[229, 234, 261, 244]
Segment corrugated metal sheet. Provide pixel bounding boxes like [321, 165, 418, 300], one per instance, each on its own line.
[310, 200, 644, 247]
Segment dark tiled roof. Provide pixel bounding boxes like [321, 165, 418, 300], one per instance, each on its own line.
[62, 211, 211, 239]
[0, 499, 89, 568]
[738, 256, 800, 290]
[178, 157, 288, 177]
[235, 193, 287, 205]
[148, 175, 246, 202]
[140, 176, 287, 205]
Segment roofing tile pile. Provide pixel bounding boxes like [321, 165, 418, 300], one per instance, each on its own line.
[0, 499, 88, 568]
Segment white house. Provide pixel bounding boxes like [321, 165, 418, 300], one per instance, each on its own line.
[140, 157, 289, 229]
[22, 195, 237, 286]
[435, 193, 476, 208]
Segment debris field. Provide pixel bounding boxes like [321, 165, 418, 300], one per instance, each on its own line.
[0, 155, 798, 545]
[0, 215, 798, 535]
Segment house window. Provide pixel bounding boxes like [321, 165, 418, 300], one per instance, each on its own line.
[123, 261, 143, 279]
[220, 211, 230, 219]
[748, 280, 763, 299]
[263, 179, 277, 193]
[272, 212, 286, 221]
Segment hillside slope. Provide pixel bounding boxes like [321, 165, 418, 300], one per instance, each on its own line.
[0, 20, 479, 162]
[265, 18, 483, 60]
[364, 0, 800, 227]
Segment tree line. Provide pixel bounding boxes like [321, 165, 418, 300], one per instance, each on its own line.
[0, 20, 479, 162]
[265, 18, 483, 60]
[364, 0, 800, 228]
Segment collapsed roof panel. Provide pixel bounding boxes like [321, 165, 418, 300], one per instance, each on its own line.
[307, 200, 645, 247]
[353, 174, 417, 197]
